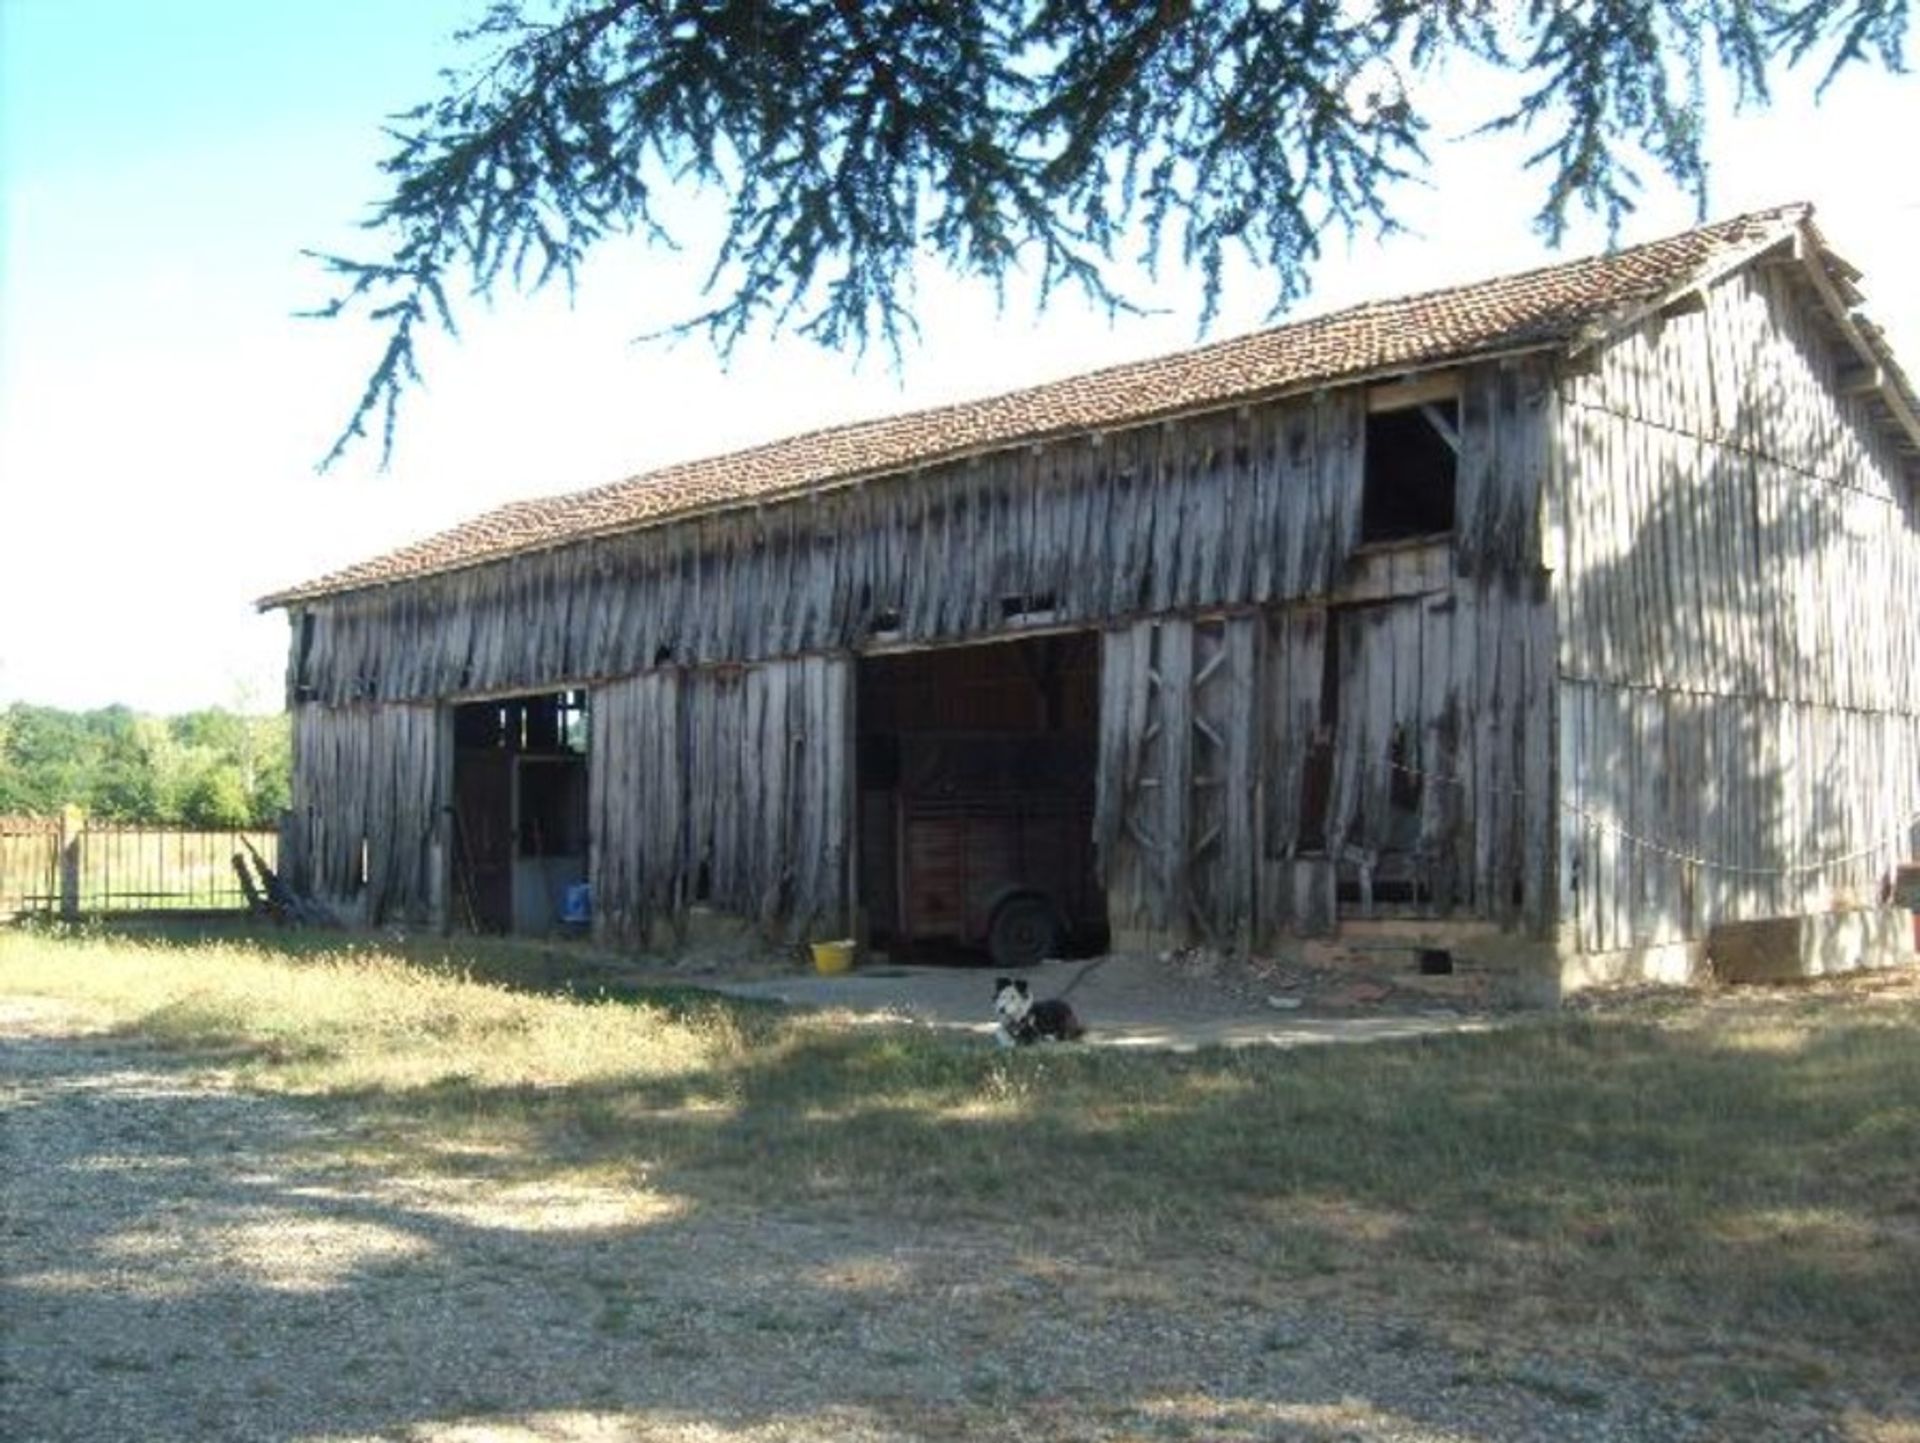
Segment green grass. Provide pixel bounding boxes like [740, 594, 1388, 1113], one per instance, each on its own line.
[4, 923, 1918, 1398]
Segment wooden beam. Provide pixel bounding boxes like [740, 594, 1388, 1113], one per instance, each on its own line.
[1657, 289, 1707, 319]
[1839, 363, 1885, 397]
[1795, 242, 1920, 454]
[1367, 372, 1460, 413]
[1419, 402, 1462, 455]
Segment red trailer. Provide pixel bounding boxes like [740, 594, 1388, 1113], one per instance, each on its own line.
[882, 734, 1104, 968]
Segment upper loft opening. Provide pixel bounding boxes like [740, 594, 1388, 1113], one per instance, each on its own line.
[1361, 389, 1459, 543]
[453, 690, 590, 754]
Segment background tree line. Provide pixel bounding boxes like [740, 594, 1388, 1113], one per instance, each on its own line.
[0, 704, 290, 829]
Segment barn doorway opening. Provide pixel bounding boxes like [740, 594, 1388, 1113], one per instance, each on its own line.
[856, 631, 1108, 969]
[450, 690, 589, 935]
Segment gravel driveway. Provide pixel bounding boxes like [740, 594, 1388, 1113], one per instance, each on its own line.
[0, 995, 1815, 1442]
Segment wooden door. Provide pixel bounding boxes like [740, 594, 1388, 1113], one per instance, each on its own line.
[453, 750, 513, 932]
[1096, 615, 1259, 947]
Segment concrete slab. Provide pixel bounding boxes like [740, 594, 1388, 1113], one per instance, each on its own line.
[707, 953, 1511, 1052]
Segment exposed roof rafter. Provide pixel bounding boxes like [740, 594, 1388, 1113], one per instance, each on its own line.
[1786, 228, 1920, 458]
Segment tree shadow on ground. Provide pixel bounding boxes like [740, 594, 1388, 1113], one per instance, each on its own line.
[6, 995, 1917, 1443]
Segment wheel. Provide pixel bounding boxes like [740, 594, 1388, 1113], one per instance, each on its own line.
[987, 894, 1059, 971]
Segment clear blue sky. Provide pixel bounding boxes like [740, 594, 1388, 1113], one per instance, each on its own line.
[2, 1, 1916, 715]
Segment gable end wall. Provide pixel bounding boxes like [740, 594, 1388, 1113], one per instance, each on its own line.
[1553, 259, 1920, 966]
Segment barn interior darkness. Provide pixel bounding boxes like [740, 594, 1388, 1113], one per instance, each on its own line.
[451, 691, 589, 935]
[856, 631, 1107, 967]
[1361, 400, 1459, 541]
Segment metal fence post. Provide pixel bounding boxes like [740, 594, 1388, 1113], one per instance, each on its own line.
[59, 806, 84, 921]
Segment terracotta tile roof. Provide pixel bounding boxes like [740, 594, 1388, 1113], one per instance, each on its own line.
[264, 204, 1810, 607]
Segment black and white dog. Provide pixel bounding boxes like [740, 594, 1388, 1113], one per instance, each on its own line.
[992, 976, 1086, 1046]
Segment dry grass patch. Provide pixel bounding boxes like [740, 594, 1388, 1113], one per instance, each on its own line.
[0, 925, 762, 1101]
[5, 924, 1918, 1419]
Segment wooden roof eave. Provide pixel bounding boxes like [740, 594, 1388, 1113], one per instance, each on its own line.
[1560, 212, 1807, 366]
[1560, 211, 1920, 470]
[1787, 227, 1920, 461]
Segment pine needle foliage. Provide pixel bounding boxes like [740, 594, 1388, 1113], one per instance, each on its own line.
[309, 0, 1908, 468]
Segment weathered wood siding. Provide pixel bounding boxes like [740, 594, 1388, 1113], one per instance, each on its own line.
[590, 656, 850, 944]
[1555, 262, 1920, 953]
[1096, 581, 1556, 944]
[290, 388, 1379, 707]
[1317, 576, 1555, 933]
[284, 701, 442, 924]
[1094, 357, 1559, 945]
[1097, 615, 1262, 942]
[287, 356, 1565, 948]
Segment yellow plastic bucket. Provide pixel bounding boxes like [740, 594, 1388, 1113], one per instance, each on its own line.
[809, 939, 856, 975]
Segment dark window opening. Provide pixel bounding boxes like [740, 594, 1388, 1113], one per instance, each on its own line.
[858, 581, 905, 634]
[1000, 590, 1058, 621]
[294, 613, 317, 700]
[453, 692, 588, 754]
[1361, 402, 1458, 542]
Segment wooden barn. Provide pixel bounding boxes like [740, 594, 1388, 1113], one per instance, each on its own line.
[261, 203, 1920, 990]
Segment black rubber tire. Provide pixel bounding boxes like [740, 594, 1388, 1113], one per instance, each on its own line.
[987, 894, 1059, 971]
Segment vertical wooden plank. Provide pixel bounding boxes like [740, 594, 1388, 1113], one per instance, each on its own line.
[1277, 404, 1314, 600]
[1223, 612, 1258, 947]
[1559, 679, 1588, 953]
[1223, 409, 1256, 606]
[1347, 609, 1396, 889]
[746, 664, 774, 925]
[1322, 608, 1361, 868]
[768, 660, 798, 928]
[830, 655, 853, 938]
[1629, 689, 1656, 943]
[1157, 619, 1193, 934]
[1094, 624, 1136, 885]
[1494, 582, 1527, 929]
[1520, 583, 1557, 938]
[1258, 605, 1325, 935]
[1414, 596, 1456, 914]
[1322, 389, 1364, 588]
[793, 656, 825, 934]
[1454, 368, 1495, 578]
[1150, 426, 1181, 616]
[1587, 685, 1614, 954]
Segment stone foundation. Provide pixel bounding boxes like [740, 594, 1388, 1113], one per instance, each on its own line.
[1706, 907, 1917, 984]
